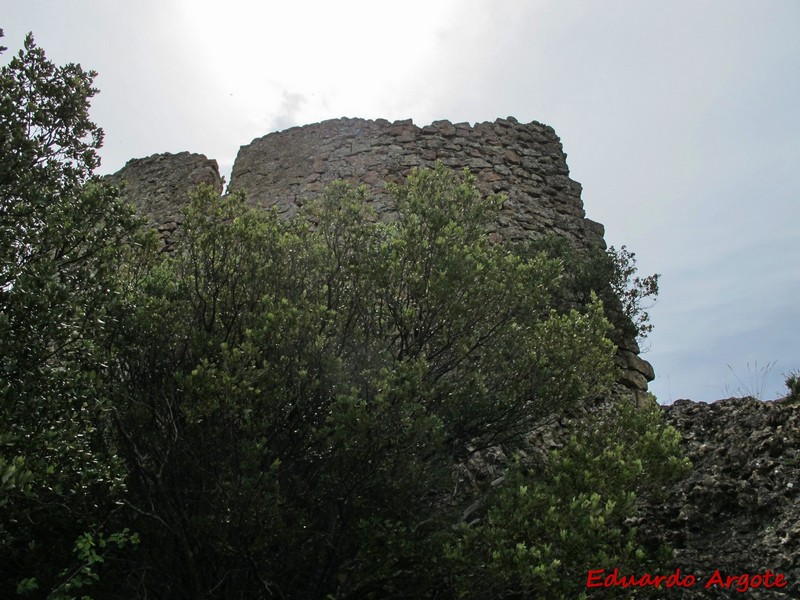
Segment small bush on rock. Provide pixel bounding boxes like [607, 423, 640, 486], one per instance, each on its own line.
[520, 236, 659, 347]
[786, 371, 800, 401]
[443, 400, 689, 599]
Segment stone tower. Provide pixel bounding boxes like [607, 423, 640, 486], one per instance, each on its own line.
[108, 116, 654, 398]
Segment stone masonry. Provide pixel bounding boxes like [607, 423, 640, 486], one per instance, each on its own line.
[106, 151, 223, 253]
[229, 117, 607, 251]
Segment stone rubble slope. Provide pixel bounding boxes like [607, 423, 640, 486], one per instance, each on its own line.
[643, 396, 799, 598]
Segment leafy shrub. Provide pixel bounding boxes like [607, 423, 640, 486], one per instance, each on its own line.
[786, 371, 800, 401]
[105, 166, 624, 598]
[521, 236, 659, 346]
[443, 400, 690, 599]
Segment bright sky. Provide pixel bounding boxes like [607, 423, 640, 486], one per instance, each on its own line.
[5, 1, 799, 402]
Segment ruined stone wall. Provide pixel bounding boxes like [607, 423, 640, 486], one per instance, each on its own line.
[108, 117, 653, 397]
[106, 151, 223, 253]
[229, 117, 606, 251]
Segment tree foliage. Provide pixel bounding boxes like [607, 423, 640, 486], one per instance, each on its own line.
[1, 31, 685, 600]
[444, 400, 689, 599]
[0, 30, 140, 597]
[106, 167, 620, 597]
[522, 235, 659, 346]
[102, 167, 682, 599]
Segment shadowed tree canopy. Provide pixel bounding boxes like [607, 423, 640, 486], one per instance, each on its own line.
[1, 30, 140, 597]
[103, 170, 680, 599]
[1, 31, 684, 600]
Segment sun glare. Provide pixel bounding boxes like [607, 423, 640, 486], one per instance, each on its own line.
[173, 0, 459, 131]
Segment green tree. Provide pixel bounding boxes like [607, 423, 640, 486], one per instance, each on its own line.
[521, 236, 659, 347]
[0, 31, 681, 598]
[108, 165, 622, 598]
[0, 31, 139, 597]
[444, 399, 689, 599]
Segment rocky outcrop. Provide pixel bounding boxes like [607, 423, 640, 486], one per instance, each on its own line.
[642, 397, 800, 598]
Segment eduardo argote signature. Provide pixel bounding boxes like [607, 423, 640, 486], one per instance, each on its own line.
[586, 567, 788, 593]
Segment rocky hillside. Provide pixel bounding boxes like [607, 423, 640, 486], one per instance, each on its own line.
[643, 396, 799, 598]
